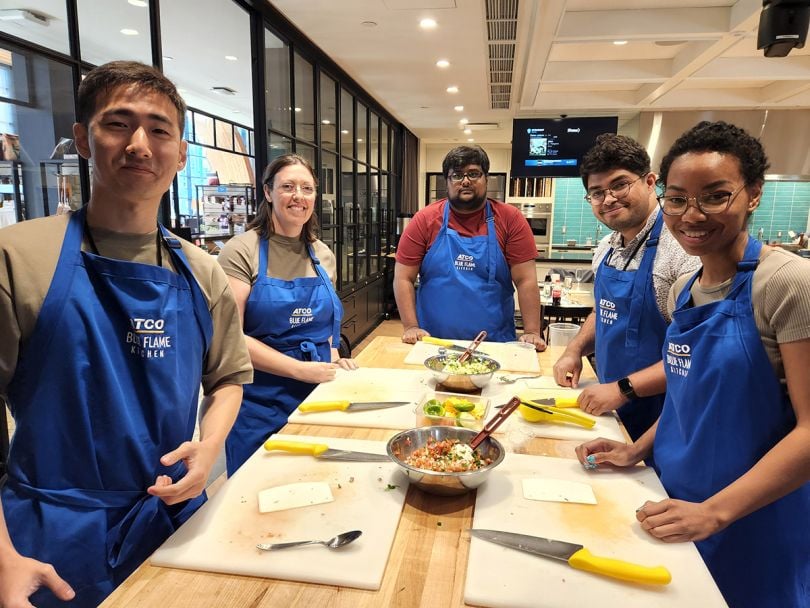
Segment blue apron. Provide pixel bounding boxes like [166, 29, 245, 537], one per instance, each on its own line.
[594, 213, 667, 441]
[655, 236, 809, 608]
[224, 236, 342, 475]
[416, 200, 515, 342]
[2, 208, 212, 608]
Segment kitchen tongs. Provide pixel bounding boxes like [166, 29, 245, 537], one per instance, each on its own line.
[457, 330, 488, 364]
[470, 396, 521, 450]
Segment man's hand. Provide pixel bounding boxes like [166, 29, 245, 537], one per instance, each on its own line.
[636, 499, 725, 543]
[576, 382, 627, 416]
[147, 438, 221, 506]
[574, 437, 644, 469]
[0, 551, 75, 608]
[402, 326, 429, 344]
[518, 332, 546, 352]
[552, 351, 583, 387]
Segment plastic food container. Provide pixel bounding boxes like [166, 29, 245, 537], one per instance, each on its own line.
[414, 391, 491, 431]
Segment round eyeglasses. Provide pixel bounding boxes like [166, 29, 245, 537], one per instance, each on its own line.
[448, 170, 484, 183]
[584, 173, 648, 205]
[656, 184, 746, 216]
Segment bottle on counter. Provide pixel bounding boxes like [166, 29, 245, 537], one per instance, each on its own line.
[542, 274, 552, 299]
[552, 282, 562, 306]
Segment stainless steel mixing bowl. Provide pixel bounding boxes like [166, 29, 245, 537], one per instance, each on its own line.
[423, 353, 500, 393]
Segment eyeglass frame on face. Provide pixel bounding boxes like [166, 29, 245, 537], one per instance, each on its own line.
[448, 170, 485, 183]
[656, 184, 747, 216]
[584, 172, 649, 205]
[274, 181, 317, 197]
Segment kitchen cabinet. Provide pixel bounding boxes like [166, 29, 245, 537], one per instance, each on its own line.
[193, 184, 255, 238]
[339, 276, 384, 349]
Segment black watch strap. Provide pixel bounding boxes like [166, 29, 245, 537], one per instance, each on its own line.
[617, 377, 638, 400]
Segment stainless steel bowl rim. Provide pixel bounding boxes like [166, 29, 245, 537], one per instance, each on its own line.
[423, 353, 501, 373]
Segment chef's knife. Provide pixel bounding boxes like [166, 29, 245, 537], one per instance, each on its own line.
[297, 400, 411, 413]
[263, 439, 391, 462]
[469, 529, 671, 585]
[531, 396, 579, 408]
[421, 336, 489, 356]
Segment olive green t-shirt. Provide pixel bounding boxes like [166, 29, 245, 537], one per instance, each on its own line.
[0, 213, 253, 396]
[216, 228, 338, 286]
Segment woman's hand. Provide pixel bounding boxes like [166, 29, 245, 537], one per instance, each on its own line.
[402, 326, 429, 344]
[0, 551, 75, 608]
[574, 437, 644, 469]
[294, 361, 339, 384]
[334, 357, 359, 371]
[636, 499, 725, 543]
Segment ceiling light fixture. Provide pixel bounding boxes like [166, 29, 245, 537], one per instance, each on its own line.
[357, 138, 364, 142]
[120, 28, 139, 36]
[467, 138, 474, 142]
[613, 40, 628, 45]
[446, 86, 459, 94]
[294, 107, 302, 112]
[225, 55, 238, 61]
[420, 18, 437, 30]
[127, 0, 148, 6]
[361, 21, 377, 27]
[162, 55, 173, 61]
[454, 105, 464, 112]
[436, 59, 450, 68]
[459, 118, 469, 125]
[322, 119, 331, 125]
[463, 128, 472, 135]
[0, 9, 48, 24]
[341, 129, 349, 134]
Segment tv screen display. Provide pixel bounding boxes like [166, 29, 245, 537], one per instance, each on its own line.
[510, 116, 619, 178]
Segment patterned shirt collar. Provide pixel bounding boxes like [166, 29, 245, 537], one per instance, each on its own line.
[608, 206, 660, 251]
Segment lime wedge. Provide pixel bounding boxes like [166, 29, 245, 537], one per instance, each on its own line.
[424, 402, 445, 417]
[456, 412, 478, 429]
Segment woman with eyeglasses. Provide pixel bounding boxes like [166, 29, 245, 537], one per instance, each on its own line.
[575, 122, 810, 608]
[218, 154, 356, 475]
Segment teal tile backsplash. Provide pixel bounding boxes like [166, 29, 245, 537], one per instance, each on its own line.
[551, 178, 810, 246]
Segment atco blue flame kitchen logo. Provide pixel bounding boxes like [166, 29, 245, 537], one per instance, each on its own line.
[598, 298, 618, 325]
[454, 253, 476, 271]
[666, 341, 691, 377]
[290, 307, 314, 327]
[126, 316, 172, 359]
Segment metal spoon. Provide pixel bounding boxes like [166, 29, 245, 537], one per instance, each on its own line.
[498, 374, 542, 384]
[256, 530, 362, 551]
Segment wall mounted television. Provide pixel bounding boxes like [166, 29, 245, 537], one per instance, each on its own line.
[510, 116, 619, 178]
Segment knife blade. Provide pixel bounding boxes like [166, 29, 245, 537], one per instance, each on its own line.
[263, 439, 391, 462]
[297, 400, 411, 413]
[469, 529, 671, 586]
[421, 336, 490, 356]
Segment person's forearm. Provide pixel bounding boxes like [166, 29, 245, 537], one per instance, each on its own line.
[393, 277, 419, 329]
[563, 312, 596, 357]
[704, 425, 810, 529]
[246, 335, 308, 378]
[198, 384, 243, 447]
[626, 361, 666, 398]
[631, 418, 658, 461]
[515, 279, 542, 335]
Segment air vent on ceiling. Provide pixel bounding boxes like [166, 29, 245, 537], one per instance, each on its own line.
[211, 86, 237, 96]
[484, 0, 518, 110]
[466, 122, 501, 131]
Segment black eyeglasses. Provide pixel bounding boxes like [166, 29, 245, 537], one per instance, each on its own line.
[656, 184, 746, 216]
[584, 173, 647, 204]
[448, 170, 484, 183]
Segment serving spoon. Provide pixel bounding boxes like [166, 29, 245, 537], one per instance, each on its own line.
[257, 530, 362, 551]
[498, 374, 542, 384]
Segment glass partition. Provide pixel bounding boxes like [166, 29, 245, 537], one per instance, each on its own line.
[78, 0, 151, 65]
[320, 72, 337, 152]
[356, 102, 367, 164]
[265, 29, 291, 135]
[369, 112, 379, 169]
[339, 88, 353, 160]
[0, 2, 69, 55]
[293, 52, 314, 143]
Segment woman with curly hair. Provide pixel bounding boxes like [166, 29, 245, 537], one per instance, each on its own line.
[575, 121, 810, 607]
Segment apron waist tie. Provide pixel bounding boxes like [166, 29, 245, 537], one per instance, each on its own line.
[299, 340, 322, 362]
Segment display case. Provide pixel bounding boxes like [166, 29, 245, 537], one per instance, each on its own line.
[193, 184, 255, 238]
[0, 160, 24, 226]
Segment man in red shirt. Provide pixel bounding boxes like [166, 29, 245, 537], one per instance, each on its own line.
[394, 145, 545, 349]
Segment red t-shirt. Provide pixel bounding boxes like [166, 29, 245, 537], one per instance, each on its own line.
[396, 199, 537, 267]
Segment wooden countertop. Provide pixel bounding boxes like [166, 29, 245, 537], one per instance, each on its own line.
[101, 337, 597, 608]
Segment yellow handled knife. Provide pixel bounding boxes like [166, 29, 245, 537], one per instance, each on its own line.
[520, 399, 595, 429]
[263, 439, 391, 462]
[470, 529, 671, 586]
[297, 400, 410, 413]
[531, 396, 580, 408]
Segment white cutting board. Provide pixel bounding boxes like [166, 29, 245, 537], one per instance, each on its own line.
[403, 340, 541, 373]
[286, 368, 429, 429]
[465, 454, 727, 608]
[151, 434, 408, 590]
[483, 382, 626, 443]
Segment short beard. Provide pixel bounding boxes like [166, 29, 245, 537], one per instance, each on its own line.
[449, 191, 487, 213]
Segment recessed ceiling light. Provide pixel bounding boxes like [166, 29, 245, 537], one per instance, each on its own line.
[613, 40, 628, 45]
[459, 118, 469, 125]
[467, 138, 474, 142]
[361, 21, 377, 27]
[322, 119, 331, 125]
[436, 59, 450, 68]
[120, 28, 139, 36]
[357, 138, 364, 142]
[463, 128, 472, 135]
[446, 86, 459, 94]
[341, 129, 349, 134]
[225, 55, 238, 61]
[454, 105, 464, 112]
[420, 18, 437, 30]
[294, 107, 302, 112]
[127, 0, 147, 6]
[162, 55, 173, 61]
[232, 109, 241, 114]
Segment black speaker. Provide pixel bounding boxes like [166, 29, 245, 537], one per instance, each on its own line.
[757, 0, 810, 57]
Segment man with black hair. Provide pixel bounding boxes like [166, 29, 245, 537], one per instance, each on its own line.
[552, 134, 699, 441]
[394, 145, 545, 350]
